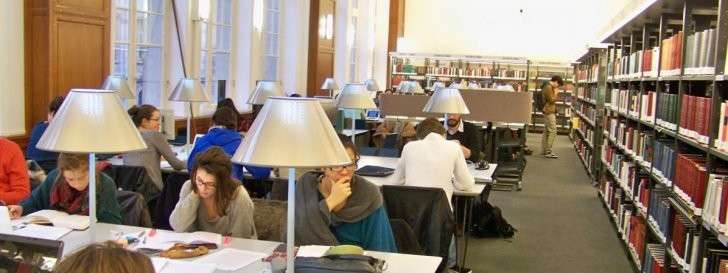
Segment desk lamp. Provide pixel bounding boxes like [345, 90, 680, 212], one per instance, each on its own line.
[398, 80, 414, 94]
[36, 89, 147, 237]
[248, 80, 284, 105]
[423, 87, 470, 128]
[337, 83, 377, 144]
[102, 75, 135, 107]
[364, 79, 380, 96]
[320, 78, 339, 97]
[232, 97, 351, 273]
[431, 81, 446, 92]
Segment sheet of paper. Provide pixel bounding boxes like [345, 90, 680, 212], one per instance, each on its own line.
[142, 230, 221, 250]
[158, 260, 216, 273]
[0, 206, 12, 234]
[194, 248, 267, 271]
[13, 224, 72, 240]
[296, 245, 330, 258]
[150, 257, 168, 272]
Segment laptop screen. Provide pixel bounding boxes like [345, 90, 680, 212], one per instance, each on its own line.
[0, 234, 64, 273]
[366, 110, 380, 118]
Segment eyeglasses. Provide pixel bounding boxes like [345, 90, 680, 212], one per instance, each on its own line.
[195, 180, 216, 189]
[331, 157, 360, 172]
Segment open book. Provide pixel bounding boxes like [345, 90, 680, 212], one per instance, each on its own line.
[21, 210, 89, 230]
[140, 230, 222, 251]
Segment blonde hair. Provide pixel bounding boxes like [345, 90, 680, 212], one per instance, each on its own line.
[53, 242, 154, 273]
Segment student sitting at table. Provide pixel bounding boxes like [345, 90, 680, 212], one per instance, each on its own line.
[123, 104, 185, 190]
[26, 96, 65, 173]
[8, 153, 122, 224]
[295, 136, 397, 252]
[53, 241, 154, 273]
[186, 107, 271, 181]
[0, 138, 30, 205]
[169, 147, 256, 238]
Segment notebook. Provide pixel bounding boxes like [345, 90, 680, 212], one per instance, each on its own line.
[0, 233, 64, 273]
[20, 210, 89, 230]
[356, 165, 395, 177]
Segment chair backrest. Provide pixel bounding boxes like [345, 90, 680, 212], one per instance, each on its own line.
[382, 133, 399, 149]
[153, 171, 189, 229]
[117, 190, 153, 227]
[252, 198, 287, 242]
[102, 165, 159, 199]
[269, 178, 289, 201]
[381, 185, 454, 272]
[389, 218, 424, 255]
[358, 147, 379, 156]
[377, 148, 400, 158]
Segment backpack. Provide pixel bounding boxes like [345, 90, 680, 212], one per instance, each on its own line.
[470, 201, 517, 238]
[533, 90, 545, 113]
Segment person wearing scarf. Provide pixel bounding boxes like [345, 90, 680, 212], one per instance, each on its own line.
[294, 137, 397, 252]
[8, 153, 122, 224]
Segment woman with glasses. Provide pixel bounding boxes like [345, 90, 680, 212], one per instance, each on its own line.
[294, 136, 397, 252]
[124, 104, 185, 190]
[169, 147, 256, 238]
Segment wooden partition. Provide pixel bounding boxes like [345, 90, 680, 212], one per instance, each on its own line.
[379, 90, 532, 123]
[307, 0, 336, 97]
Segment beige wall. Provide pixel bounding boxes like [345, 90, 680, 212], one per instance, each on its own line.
[0, 1, 25, 136]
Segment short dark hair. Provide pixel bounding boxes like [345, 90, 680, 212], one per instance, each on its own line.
[217, 98, 240, 115]
[338, 135, 359, 158]
[551, 76, 564, 87]
[127, 104, 158, 127]
[212, 107, 238, 130]
[415, 117, 445, 139]
[49, 96, 65, 115]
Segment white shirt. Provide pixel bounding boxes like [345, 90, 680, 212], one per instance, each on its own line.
[388, 133, 475, 204]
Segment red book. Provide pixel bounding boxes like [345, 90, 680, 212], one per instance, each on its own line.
[721, 179, 728, 225]
[676, 31, 683, 69]
[643, 50, 652, 72]
[696, 97, 704, 137]
[704, 98, 712, 137]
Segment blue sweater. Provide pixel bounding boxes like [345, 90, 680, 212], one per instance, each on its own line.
[26, 122, 59, 162]
[187, 128, 271, 181]
[331, 206, 398, 253]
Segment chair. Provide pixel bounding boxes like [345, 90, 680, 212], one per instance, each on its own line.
[153, 171, 189, 229]
[377, 148, 400, 158]
[269, 178, 289, 201]
[381, 185, 454, 272]
[358, 147, 379, 156]
[26, 160, 46, 190]
[389, 218, 424, 255]
[252, 199, 287, 242]
[382, 133, 399, 149]
[102, 165, 159, 200]
[117, 190, 153, 227]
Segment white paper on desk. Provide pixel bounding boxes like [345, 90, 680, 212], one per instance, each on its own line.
[150, 257, 168, 272]
[142, 230, 222, 250]
[0, 206, 12, 234]
[12, 224, 72, 240]
[157, 259, 216, 273]
[296, 245, 330, 257]
[194, 248, 267, 271]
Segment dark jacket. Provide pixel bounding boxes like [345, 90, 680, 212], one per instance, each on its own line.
[381, 185, 455, 272]
[26, 122, 59, 164]
[187, 128, 271, 181]
[446, 121, 483, 161]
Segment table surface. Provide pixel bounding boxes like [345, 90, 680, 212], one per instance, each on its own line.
[357, 155, 494, 197]
[338, 129, 370, 136]
[59, 223, 442, 273]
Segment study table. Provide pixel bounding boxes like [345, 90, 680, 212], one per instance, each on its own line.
[58, 223, 442, 273]
[356, 155, 496, 272]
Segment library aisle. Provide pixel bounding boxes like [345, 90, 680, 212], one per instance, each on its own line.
[467, 134, 632, 273]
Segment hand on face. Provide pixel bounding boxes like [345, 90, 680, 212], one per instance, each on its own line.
[194, 169, 217, 200]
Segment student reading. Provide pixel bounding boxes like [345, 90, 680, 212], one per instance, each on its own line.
[294, 136, 397, 252]
[169, 147, 257, 238]
[26, 96, 65, 173]
[123, 104, 186, 190]
[53, 242, 154, 273]
[8, 153, 122, 224]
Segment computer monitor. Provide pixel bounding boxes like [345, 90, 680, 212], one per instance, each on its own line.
[0, 234, 64, 273]
[365, 109, 380, 120]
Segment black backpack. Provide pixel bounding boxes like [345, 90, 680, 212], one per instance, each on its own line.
[533, 90, 545, 113]
[470, 201, 517, 238]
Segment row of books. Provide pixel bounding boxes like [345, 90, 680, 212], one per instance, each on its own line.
[642, 47, 658, 77]
[670, 214, 701, 272]
[673, 154, 708, 215]
[576, 122, 594, 144]
[576, 63, 600, 83]
[678, 95, 711, 145]
[661, 31, 684, 75]
[656, 93, 679, 130]
[648, 188, 672, 241]
[703, 174, 728, 236]
[628, 212, 647, 267]
[576, 86, 598, 102]
[684, 28, 717, 75]
[641, 91, 657, 124]
[715, 101, 728, 151]
[653, 140, 676, 184]
[575, 102, 598, 124]
[575, 138, 594, 169]
[605, 118, 637, 153]
[603, 142, 635, 187]
[701, 239, 728, 273]
[643, 244, 679, 273]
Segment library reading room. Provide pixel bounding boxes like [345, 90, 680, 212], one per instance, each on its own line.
[6, 0, 728, 273]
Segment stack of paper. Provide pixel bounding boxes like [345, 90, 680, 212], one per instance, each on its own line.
[140, 230, 222, 250]
[194, 248, 267, 271]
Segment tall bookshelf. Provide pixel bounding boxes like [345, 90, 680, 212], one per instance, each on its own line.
[575, 1, 728, 272]
[573, 48, 608, 183]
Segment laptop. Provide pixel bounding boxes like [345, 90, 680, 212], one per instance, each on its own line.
[0, 233, 64, 273]
[356, 165, 395, 177]
[365, 109, 380, 121]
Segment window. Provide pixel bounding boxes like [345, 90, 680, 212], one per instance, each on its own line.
[199, 0, 233, 103]
[113, 0, 165, 106]
[349, 14, 358, 83]
[262, 0, 281, 81]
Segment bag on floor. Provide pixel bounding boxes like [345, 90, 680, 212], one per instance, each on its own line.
[470, 201, 516, 238]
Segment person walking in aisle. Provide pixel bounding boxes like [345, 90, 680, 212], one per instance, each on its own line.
[542, 76, 564, 159]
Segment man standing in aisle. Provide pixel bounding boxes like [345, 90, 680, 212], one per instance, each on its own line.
[446, 114, 482, 162]
[542, 76, 564, 159]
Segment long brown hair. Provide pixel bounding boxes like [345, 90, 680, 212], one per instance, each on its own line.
[53, 241, 154, 273]
[127, 104, 158, 127]
[191, 147, 240, 216]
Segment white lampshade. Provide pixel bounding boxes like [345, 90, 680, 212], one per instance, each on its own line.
[423, 88, 471, 115]
[169, 78, 210, 102]
[320, 78, 339, 90]
[468, 82, 480, 89]
[248, 80, 284, 105]
[232, 97, 351, 168]
[336, 83, 376, 110]
[37, 89, 147, 153]
[364, 79, 380, 92]
[401, 81, 424, 94]
[101, 75, 135, 100]
[431, 81, 446, 92]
